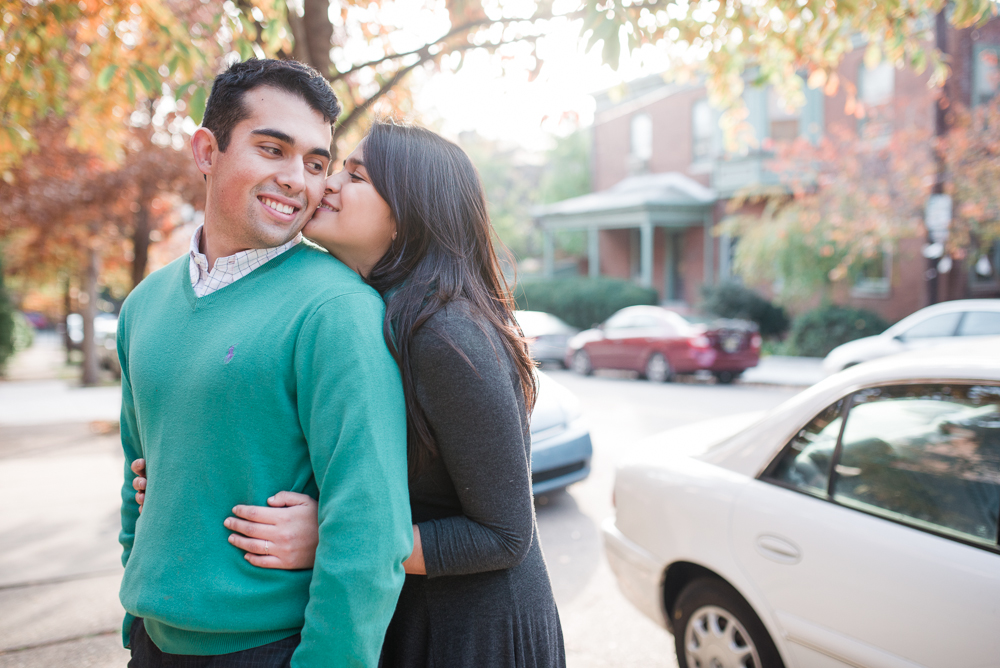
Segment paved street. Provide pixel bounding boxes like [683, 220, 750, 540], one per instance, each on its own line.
[0, 338, 805, 667]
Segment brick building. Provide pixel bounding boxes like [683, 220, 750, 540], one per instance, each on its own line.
[534, 20, 1000, 322]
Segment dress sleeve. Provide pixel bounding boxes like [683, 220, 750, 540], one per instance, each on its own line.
[412, 313, 535, 578]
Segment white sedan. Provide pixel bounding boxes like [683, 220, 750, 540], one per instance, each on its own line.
[822, 299, 1000, 374]
[604, 341, 1000, 668]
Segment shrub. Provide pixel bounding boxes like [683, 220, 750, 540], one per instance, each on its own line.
[514, 277, 658, 330]
[700, 281, 790, 338]
[787, 305, 889, 357]
[0, 261, 16, 372]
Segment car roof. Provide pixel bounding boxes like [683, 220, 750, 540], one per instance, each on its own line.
[698, 337, 1000, 476]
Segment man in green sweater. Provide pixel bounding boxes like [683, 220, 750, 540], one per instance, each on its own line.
[117, 58, 412, 667]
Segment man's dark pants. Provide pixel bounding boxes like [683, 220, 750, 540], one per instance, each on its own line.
[128, 618, 299, 668]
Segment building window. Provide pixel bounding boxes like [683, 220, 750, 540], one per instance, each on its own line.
[973, 45, 1000, 106]
[860, 61, 895, 107]
[767, 89, 801, 142]
[858, 61, 895, 146]
[692, 99, 714, 162]
[851, 247, 892, 298]
[970, 241, 1000, 294]
[630, 113, 653, 162]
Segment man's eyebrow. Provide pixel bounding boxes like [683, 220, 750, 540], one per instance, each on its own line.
[251, 128, 294, 144]
[251, 129, 331, 161]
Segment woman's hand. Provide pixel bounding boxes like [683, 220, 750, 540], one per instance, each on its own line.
[131, 459, 146, 512]
[225, 492, 318, 570]
[403, 525, 426, 575]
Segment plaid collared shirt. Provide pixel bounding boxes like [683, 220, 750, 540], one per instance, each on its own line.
[188, 225, 302, 297]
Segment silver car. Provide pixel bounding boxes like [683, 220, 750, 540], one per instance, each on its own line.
[515, 310, 579, 368]
[530, 371, 592, 494]
[823, 299, 1000, 374]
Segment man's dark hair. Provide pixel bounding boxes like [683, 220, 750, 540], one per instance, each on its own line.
[202, 58, 341, 152]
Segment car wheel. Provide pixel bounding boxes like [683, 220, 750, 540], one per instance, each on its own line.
[571, 350, 593, 376]
[644, 353, 672, 383]
[713, 370, 740, 384]
[673, 577, 784, 668]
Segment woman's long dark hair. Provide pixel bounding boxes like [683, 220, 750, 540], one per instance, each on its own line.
[363, 119, 537, 476]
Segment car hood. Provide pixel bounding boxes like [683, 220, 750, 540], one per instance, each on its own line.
[530, 371, 582, 436]
[622, 411, 767, 467]
[567, 328, 603, 350]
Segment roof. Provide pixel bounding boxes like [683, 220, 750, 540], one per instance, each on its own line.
[533, 172, 716, 222]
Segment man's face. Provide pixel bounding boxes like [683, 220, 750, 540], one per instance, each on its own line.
[208, 86, 332, 249]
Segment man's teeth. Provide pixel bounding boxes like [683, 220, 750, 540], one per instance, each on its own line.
[261, 197, 297, 215]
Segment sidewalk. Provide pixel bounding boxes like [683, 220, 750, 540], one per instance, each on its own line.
[0, 335, 128, 667]
[741, 354, 826, 387]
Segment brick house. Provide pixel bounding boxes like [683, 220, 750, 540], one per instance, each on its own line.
[533, 20, 1000, 322]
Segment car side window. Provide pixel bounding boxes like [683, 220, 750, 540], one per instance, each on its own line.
[832, 384, 1000, 547]
[957, 311, 1000, 337]
[763, 399, 845, 495]
[900, 312, 961, 340]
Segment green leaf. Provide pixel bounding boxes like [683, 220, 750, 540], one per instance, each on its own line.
[97, 65, 118, 90]
[125, 70, 136, 105]
[131, 65, 157, 95]
[189, 86, 208, 124]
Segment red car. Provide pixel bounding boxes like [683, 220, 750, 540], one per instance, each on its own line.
[565, 305, 761, 383]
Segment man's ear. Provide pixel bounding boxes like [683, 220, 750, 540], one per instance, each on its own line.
[191, 128, 218, 179]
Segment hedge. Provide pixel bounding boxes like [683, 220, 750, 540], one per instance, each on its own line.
[514, 277, 658, 330]
[700, 281, 790, 338]
[787, 304, 889, 357]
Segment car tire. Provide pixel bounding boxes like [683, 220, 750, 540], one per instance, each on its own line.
[571, 350, 593, 376]
[673, 577, 784, 668]
[644, 353, 672, 383]
[713, 370, 740, 384]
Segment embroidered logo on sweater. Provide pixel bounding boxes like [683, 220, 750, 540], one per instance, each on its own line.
[224, 345, 237, 364]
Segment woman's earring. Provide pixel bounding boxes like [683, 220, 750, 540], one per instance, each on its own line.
[392, 232, 398, 241]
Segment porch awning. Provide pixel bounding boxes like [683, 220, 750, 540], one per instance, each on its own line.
[533, 171, 716, 229]
[531, 172, 718, 289]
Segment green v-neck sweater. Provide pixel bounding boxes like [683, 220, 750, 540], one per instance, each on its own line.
[117, 244, 411, 667]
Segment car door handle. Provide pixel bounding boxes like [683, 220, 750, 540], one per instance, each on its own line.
[755, 534, 802, 565]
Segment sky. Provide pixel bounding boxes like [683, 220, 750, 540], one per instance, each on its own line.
[413, 21, 672, 151]
[329, 0, 674, 153]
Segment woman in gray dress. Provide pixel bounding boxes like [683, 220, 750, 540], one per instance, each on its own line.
[132, 120, 566, 667]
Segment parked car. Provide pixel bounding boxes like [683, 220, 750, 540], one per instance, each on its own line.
[66, 312, 121, 378]
[823, 298, 1000, 374]
[515, 310, 579, 367]
[529, 370, 592, 494]
[603, 341, 1000, 668]
[565, 305, 761, 384]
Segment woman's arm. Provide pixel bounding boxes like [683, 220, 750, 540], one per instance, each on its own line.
[410, 312, 535, 578]
[128, 460, 321, 570]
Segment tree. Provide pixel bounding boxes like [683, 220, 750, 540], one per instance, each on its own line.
[940, 95, 1000, 264]
[720, 94, 939, 305]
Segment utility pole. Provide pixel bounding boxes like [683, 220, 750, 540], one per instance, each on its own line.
[926, 9, 951, 306]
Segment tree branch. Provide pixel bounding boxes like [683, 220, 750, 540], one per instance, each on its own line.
[329, 1, 666, 82]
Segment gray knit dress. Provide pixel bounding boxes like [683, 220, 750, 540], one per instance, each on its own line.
[379, 302, 566, 668]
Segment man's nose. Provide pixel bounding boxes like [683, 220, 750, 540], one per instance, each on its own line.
[277, 160, 306, 194]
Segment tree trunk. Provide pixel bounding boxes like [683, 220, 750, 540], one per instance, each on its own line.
[81, 243, 100, 386]
[62, 274, 73, 364]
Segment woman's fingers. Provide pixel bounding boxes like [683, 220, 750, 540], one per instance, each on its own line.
[224, 516, 272, 539]
[230, 504, 283, 525]
[267, 491, 315, 508]
[130, 459, 145, 476]
[245, 553, 284, 569]
[132, 477, 146, 492]
[228, 532, 269, 555]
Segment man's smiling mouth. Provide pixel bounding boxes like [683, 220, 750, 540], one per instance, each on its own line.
[259, 196, 300, 216]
